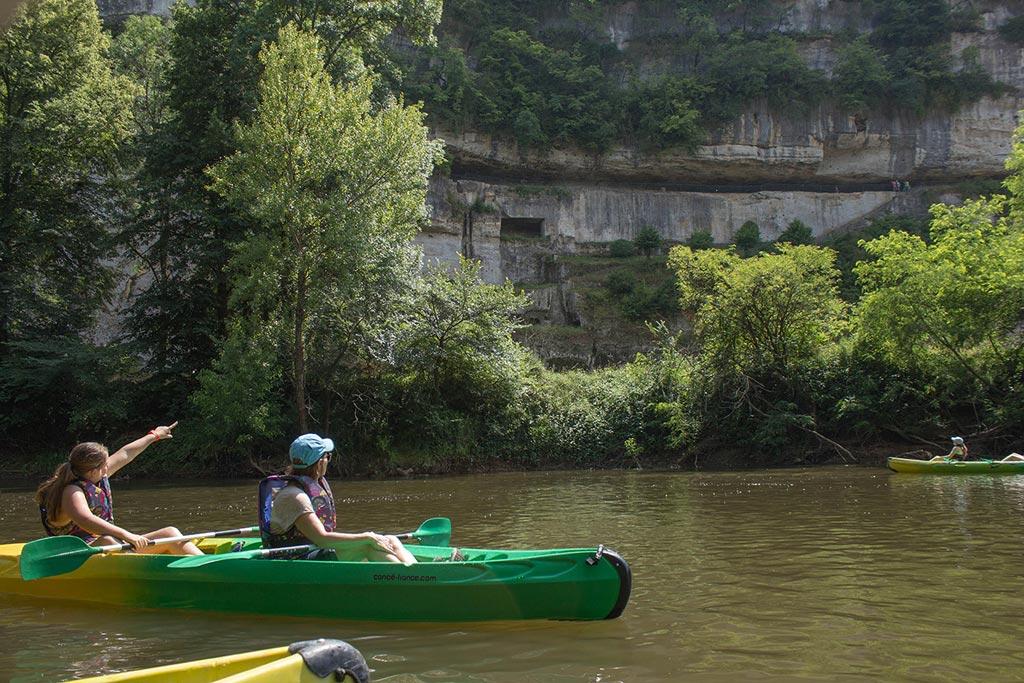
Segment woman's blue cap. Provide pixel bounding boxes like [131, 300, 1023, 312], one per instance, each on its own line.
[289, 433, 335, 466]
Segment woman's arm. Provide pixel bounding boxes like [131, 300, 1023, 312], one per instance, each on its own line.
[293, 513, 395, 554]
[63, 488, 150, 550]
[107, 422, 178, 476]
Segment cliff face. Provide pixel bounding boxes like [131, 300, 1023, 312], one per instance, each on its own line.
[441, 2, 1023, 186]
[420, 0, 1024, 290]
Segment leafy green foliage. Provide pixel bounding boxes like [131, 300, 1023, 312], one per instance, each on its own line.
[687, 229, 714, 250]
[672, 244, 847, 374]
[734, 220, 761, 256]
[702, 33, 827, 121]
[666, 244, 849, 455]
[120, 0, 445, 432]
[0, 340, 140, 445]
[855, 196, 1024, 391]
[0, 0, 134, 348]
[398, 256, 528, 381]
[473, 28, 617, 151]
[635, 226, 663, 258]
[999, 16, 1024, 44]
[397, 0, 1000, 153]
[823, 214, 929, 301]
[110, 15, 173, 139]
[189, 320, 286, 458]
[833, 38, 890, 115]
[604, 269, 637, 296]
[609, 239, 637, 258]
[621, 76, 707, 152]
[777, 219, 814, 245]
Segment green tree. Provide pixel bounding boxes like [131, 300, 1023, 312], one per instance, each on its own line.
[205, 25, 443, 434]
[672, 244, 846, 375]
[668, 243, 848, 455]
[118, 0, 443, 422]
[687, 229, 714, 250]
[855, 196, 1024, 397]
[635, 225, 663, 258]
[734, 220, 761, 256]
[110, 15, 173, 139]
[398, 256, 528, 393]
[0, 0, 134, 350]
[999, 16, 1024, 44]
[622, 75, 707, 152]
[777, 219, 814, 245]
[833, 38, 890, 114]
[609, 239, 636, 258]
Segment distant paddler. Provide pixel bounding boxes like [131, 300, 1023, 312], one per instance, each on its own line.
[929, 436, 968, 462]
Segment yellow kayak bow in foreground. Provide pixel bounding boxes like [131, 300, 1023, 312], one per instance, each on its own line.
[72, 639, 369, 683]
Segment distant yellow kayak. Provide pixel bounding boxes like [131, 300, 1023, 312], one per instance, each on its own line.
[72, 639, 369, 683]
[887, 457, 1024, 474]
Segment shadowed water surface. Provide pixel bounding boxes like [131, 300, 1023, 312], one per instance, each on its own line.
[1, 467, 1024, 681]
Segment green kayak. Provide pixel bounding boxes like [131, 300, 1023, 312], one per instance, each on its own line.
[0, 538, 631, 622]
[887, 456, 1024, 474]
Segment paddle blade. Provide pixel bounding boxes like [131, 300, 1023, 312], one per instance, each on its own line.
[167, 548, 262, 569]
[168, 544, 314, 569]
[411, 517, 451, 546]
[19, 536, 98, 581]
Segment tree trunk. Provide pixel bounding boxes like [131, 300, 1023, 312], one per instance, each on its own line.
[294, 266, 308, 433]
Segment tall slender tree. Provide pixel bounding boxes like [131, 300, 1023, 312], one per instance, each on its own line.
[122, 0, 442, 419]
[203, 24, 442, 434]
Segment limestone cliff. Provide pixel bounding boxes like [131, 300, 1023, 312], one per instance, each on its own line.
[421, 1, 1023, 280]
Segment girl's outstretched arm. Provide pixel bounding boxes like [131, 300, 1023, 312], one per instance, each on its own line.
[107, 422, 178, 476]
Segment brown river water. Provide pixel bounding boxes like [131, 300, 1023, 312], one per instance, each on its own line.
[1, 468, 1024, 682]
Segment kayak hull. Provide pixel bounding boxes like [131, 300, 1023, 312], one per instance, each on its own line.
[0, 539, 630, 622]
[73, 639, 366, 682]
[887, 456, 1024, 474]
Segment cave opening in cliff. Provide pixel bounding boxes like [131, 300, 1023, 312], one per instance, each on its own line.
[501, 217, 544, 239]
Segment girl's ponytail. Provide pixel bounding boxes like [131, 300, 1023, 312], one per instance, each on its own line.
[34, 442, 108, 523]
[34, 462, 77, 523]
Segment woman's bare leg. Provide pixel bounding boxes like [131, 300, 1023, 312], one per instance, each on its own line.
[137, 526, 203, 555]
[364, 536, 417, 564]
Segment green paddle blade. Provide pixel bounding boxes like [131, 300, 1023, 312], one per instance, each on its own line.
[167, 547, 266, 569]
[408, 517, 451, 547]
[20, 535, 100, 581]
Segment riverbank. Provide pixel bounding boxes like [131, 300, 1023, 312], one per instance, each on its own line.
[5, 437, 962, 483]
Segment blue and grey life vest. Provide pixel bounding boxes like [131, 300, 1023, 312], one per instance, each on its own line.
[258, 474, 337, 548]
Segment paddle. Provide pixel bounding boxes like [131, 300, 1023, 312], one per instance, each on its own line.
[20, 526, 259, 581]
[167, 543, 316, 568]
[396, 516, 450, 547]
[166, 517, 452, 569]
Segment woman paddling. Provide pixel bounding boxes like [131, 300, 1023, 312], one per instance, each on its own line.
[35, 423, 202, 555]
[258, 433, 417, 564]
[929, 436, 968, 462]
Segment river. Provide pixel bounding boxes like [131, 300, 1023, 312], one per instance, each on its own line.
[1, 467, 1023, 681]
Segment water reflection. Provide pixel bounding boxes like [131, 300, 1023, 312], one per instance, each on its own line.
[2, 468, 1024, 680]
